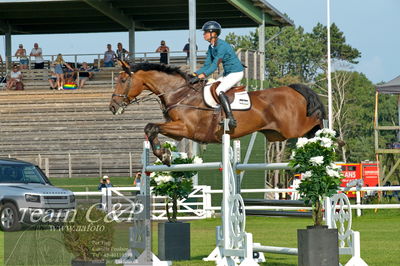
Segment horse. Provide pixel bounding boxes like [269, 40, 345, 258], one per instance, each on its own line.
[109, 61, 325, 164]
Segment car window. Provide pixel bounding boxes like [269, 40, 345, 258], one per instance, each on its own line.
[0, 165, 46, 184]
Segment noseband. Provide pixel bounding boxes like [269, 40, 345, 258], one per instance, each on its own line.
[111, 75, 138, 108]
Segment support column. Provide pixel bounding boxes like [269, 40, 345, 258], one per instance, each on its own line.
[258, 13, 265, 90]
[5, 31, 12, 68]
[129, 21, 135, 62]
[189, 0, 199, 185]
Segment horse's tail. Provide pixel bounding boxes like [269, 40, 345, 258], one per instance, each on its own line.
[288, 83, 326, 121]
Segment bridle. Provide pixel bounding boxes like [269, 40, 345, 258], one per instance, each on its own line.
[111, 73, 214, 114]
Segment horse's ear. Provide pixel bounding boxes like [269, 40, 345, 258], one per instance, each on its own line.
[118, 59, 132, 76]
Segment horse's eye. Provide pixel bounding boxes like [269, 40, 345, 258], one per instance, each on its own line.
[121, 79, 127, 83]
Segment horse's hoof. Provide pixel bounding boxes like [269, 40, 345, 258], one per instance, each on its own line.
[161, 149, 172, 166]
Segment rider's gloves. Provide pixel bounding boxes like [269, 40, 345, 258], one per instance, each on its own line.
[189, 75, 200, 84]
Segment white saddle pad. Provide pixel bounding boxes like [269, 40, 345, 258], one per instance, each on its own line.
[203, 82, 251, 110]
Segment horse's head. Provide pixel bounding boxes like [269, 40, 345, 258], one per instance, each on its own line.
[109, 60, 144, 115]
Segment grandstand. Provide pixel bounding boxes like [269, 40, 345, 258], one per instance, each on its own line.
[0, 64, 168, 178]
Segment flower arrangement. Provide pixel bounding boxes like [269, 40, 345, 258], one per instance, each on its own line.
[150, 141, 203, 223]
[289, 128, 343, 226]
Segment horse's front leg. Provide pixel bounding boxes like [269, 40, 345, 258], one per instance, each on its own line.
[144, 123, 171, 165]
[144, 121, 191, 165]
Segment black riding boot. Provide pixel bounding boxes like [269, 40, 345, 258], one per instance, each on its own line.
[218, 92, 237, 129]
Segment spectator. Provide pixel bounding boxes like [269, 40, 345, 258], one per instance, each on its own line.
[6, 65, 23, 90]
[155, 40, 169, 64]
[76, 62, 93, 89]
[98, 175, 113, 190]
[54, 53, 74, 90]
[29, 43, 44, 69]
[133, 172, 141, 187]
[116, 42, 129, 61]
[48, 65, 57, 90]
[182, 39, 198, 64]
[133, 172, 142, 195]
[0, 54, 2, 64]
[103, 44, 116, 67]
[15, 44, 28, 69]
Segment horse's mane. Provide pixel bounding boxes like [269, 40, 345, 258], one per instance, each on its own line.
[289, 83, 326, 120]
[131, 63, 188, 80]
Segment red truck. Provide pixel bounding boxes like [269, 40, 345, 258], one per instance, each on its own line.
[337, 162, 379, 198]
[290, 162, 379, 199]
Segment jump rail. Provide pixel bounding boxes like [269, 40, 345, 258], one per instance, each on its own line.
[117, 122, 368, 266]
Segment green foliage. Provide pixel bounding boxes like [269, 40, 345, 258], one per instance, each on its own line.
[62, 207, 114, 262]
[289, 129, 342, 225]
[225, 23, 360, 83]
[150, 142, 202, 222]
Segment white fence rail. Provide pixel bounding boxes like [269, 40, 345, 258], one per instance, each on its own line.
[72, 185, 400, 220]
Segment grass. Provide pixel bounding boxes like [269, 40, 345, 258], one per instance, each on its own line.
[1, 211, 399, 265]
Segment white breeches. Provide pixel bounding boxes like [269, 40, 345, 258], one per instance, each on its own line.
[215, 71, 244, 95]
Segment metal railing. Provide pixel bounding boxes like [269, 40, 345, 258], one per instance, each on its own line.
[71, 185, 400, 220]
[5, 50, 207, 70]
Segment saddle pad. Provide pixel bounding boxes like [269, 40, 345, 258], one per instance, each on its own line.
[203, 82, 251, 110]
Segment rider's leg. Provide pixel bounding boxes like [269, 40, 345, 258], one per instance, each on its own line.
[218, 92, 237, 129]
[215, 71, 244, 129]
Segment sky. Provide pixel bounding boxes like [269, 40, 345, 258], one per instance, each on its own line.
[1, 0, 399, 84]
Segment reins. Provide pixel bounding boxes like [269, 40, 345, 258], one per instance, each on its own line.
[112, 75, 215, 114]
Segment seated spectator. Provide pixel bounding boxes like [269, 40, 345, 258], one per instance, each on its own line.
[6, 65, 23, 90]
[103, 44, 116, 67]
[54, 53, 74, 90]
[48, 65, 57, 90]
[76, 62, 93, 89]
[15, 44, 29, 69]
[30, 43, 44, 69]
[116, 42, 129, 61]
[0, 54, 3, 64]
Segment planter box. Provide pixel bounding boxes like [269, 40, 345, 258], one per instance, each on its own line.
[71, 259, 106, 266]
[297, 226, 339, 266]
[158, 222, 190, 261]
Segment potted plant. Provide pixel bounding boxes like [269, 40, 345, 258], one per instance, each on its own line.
[62, 207, 115, 266]
[289, 128, 342, 266]
[150, 141, 203, 261]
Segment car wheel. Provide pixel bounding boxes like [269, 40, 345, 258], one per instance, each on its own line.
[0, 203, 21, 231]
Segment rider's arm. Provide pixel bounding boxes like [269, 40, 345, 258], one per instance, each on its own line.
[195, 47, 213, 76]
[195, 45, 226, 77]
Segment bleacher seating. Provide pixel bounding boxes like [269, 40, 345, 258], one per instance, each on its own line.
[0, 65, 170, 177]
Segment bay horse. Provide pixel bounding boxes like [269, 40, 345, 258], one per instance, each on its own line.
[109, 61, 325, 164]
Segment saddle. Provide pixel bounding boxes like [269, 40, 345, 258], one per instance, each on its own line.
[202, 81, 251, 110]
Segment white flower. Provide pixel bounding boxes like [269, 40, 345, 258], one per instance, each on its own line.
[329, 163, 342, 171]
[296, 137, 309, 148]
[150, 172, 155, 177]
[303, 171, 313, 179]
[154, 175, 174, 185]
[290, 151, 296, 160]
[193, 156, 203, 164]
[326, 167, 340, 178]
[320, 137, 333, 148]
[310, 156, 324, 166]
[171, 152, 188, 161]
[316, 128, 336, 138]
[308, 137, 318, 143]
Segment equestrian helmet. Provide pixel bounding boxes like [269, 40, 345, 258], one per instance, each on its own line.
[202, 21, 222, 36]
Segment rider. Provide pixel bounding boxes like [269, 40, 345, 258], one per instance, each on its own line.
[193, 21, 244, 129]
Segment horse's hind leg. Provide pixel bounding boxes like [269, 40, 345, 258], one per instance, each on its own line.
[144, 123, 171, 165]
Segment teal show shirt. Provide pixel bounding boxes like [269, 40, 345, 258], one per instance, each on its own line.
[195, 39, 244, 77]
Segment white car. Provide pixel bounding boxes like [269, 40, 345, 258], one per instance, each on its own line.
[0, 158, 75, 231]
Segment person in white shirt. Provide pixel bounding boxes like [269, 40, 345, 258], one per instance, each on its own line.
[30, 43, 44, 69]
[6, 65, 23, 90]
